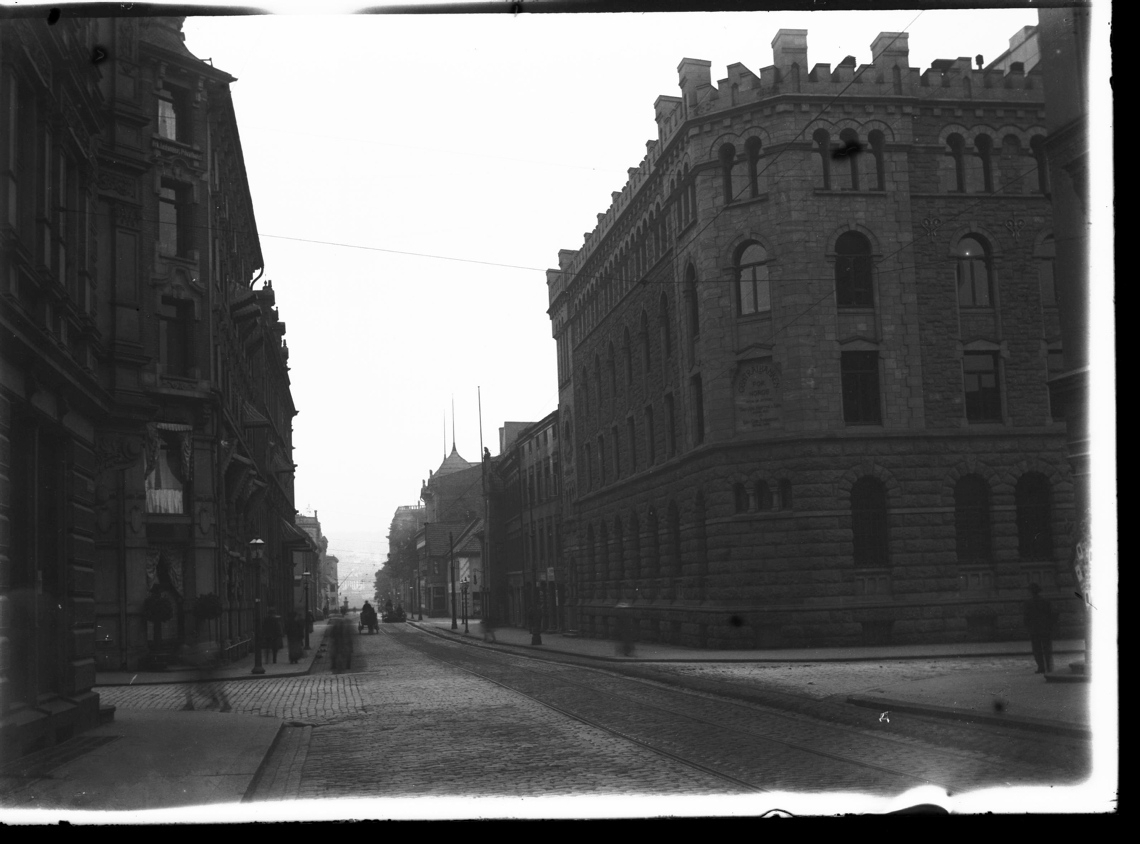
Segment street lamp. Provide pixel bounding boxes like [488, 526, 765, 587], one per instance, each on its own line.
[249, 538, 266, 675]
[461, 578, 469, 634]
[302, 570, 311, 651]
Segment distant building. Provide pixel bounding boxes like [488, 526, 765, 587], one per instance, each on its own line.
[295, 512, 329, 618]
[416, 444, 482, 616]
[547, 27, 1076, 649]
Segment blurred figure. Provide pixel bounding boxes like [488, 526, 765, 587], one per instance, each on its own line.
[1024, 583, 1057, 673]
[481, 612, 497, 643]
[262, 608, 284, 664]
[180, 640, 231, 712]
[330, 615, 353, 671]
[615, 603, 635, 657]
[285, 611, 304, 664]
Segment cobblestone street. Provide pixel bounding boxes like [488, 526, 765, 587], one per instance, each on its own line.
[93, 623, 1092, 807]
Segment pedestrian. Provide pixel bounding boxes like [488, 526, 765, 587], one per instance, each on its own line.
[1024, 583, 1057, 674]
[615, 603, 635, 657]
[285, 611, 304, 664]
[180, 640, 231, 712]
[482, 612, 497, 643]
[262, 608, 284, 664]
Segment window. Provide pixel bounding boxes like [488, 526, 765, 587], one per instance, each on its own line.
[691, 374, 705, 444]
[611, 426, 621, 477]
[778, 479, 793, 510]
[719, 143, 737, 203]
[1016, 473, 1053, 561]
[594, 354, 604, 406]
[851, 477, 889, 567]
[640, 311, 651, 374]
[745, 137, 763, 198]
[608, 342, 617, 397]
[734, 483, 749, 513]
[963, 352, 1002, 422]
[955, 475, 992, 563]
[973, 134, 994, 193]
[622, 328, 633, 386]
[868, 130, 886, 191]
[144, 434, 187, 514]
[645, 405, 656, 465]
[1030, 135, 1050, 194]
[584, 443, 593, 489]
[665, 394, 677, 457]
[627, 417, 637, 473]
[736, 242, 771, 316]
[837, 128, 861, 191]
[159, 297, 194, 377]
[755, 480, 772, 511]
[841, 351, 882, 425]
[1038, 235, 1057, 307]
[944, 133, 966, 192]
[157, 84, 190, 143]
[597, 435, 606, 485]
[685, 265, 700, 359]
[660, 294, 673, 358]
[813, 129, 832, 189]
[835, 231, 874, 308]
[955, 236, 993, 308]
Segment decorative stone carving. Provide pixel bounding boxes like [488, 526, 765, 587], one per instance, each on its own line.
[112, 202, 143, 229]
[95, 433, 144, 473]
[145, 547, 184, 598]
[97, 171, 135, 198]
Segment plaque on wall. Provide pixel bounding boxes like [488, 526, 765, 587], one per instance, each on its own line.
[734, 360, 782, 432]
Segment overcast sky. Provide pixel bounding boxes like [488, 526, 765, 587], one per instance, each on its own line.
[173, 5, 1110, 584]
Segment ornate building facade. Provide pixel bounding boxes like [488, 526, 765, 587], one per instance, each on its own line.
[547, 28, 1079, 649]
[1, 17, 303, 755]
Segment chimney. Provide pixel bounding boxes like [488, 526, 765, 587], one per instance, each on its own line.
[771, 29, 808, 69]
[870, 32, 909, 65]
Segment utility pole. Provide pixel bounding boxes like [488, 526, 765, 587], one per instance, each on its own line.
[529, 454, 542, 646]
[450, 531, 457, 630]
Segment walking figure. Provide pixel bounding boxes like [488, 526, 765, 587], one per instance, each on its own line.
[481, 613, 497, 643]
[180, 640, 232, 712]
[1024, 583, 1057, 674]
[262, 608, 284, 664]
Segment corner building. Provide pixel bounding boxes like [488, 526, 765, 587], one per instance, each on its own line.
[548, 28, 1077, 649]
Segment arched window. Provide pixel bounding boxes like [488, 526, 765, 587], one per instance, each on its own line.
[597, 434, 606, 485]
[755, 480, 772, 511]
[622, 327, 633, 386]
[667, 500, 682, 578]
[778, 479, 793, 510]
[640, 310, 651, 374]
[838, 128, 861, 191]
[628, 511, 641, 581]
[745, 137, 763, 198]
[660, 293, 673, 359]
[646, 505, 660, 579]
[580, 367, 591, 416]
[955, 235, 993, 308]
[681, 164, 692, 226]
[851, 477, 889, 567]
[1016, 473, 1053, 561]
[583, 442, 593, 490]
[835, 231, 874, 308]
[594, 354, 604, 405]
[685, 265, 699, 360]
[734, 483, 749, 513]
[611, 426, 621, 477]
[868, 130, 886, 190]
[955, 474, 992, 563]
[974, 134, 994, 193]
[607, 341, 617, 398]
[1030, 135, 1050, 194]
[736, 242, 771, 316]
[813, 129, 832, 189]
[944, 133, 966, 192]
[1037, 234, 1057, 307]
[691, 374, 704, 444]
[719, 143, 737, 204]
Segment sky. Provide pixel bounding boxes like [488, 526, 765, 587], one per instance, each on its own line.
[167, 4, 1113, 590]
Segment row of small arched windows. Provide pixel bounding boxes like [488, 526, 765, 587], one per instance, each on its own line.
[734, 479, 793, 513]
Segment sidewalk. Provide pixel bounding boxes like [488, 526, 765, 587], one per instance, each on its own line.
[408, 616, 1093, 738]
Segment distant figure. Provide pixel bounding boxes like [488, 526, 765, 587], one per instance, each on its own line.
[1024, 583, 1057, 674]
[482, 613, 497, 643]
[180, 640, 231, 712]
[285, 612, 304, 664]
[615, 603, 635, 657]
[330, 615, 353, 671]
[360, 601, 378, 633]
[341, 599, 349, 616]
[262, 609, 284, 664]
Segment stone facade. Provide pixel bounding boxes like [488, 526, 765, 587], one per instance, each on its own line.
[547, 27, 1077, 649]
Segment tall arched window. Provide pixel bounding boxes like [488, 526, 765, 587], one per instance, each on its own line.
[1016, 473, 1053, 561]
[1030, 135, 1050, 194]
[640, 310, 651, 374]
[734, 483, 749, 513]
[955, 235, 993, 308]
[685, 265, 699, 360]
[681, 164, 692, 226]
[851, 477, 889, 567]
[646, 505, 660, 579]
[580, 367, 591, 416]
[736, 242, 771, 316]
[945, 133, 966, 192]
[660, 293, 673, 359]
[597, 434, 606, 485]
[755, 480, 772, 511]
[667, 500, 682, 579]
[607, 341, 617, 398]
[975, 134, 994, 193]
[813, 129, 832, 189]
[955, 474, 992, 563]
[835, 231, 874, 308]
[594, 354, 604, 406]
[719, 143, 737, 204]
[628, 511, 641, 581]
[838, 128, 861, 191]
[622, 327, 633, 386]
[745, 137, 763, 198]
[868, 130, 886, 190]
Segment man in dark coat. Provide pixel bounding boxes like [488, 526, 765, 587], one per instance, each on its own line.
[1024, 583, 1057, 674]
[262, 609, 284, 664]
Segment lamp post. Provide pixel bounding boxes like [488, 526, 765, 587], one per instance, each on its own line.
[461, 578, 469, 634]
[450, 532, 458, 631]
[249, 538, 265, 675]
[302, 570, 311, 651]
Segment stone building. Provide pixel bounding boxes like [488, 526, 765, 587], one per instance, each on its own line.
[547, 27, 1077, 649]
[488, 414, 565, 629]
[416, 444, 482, 616]
[1, 17, 304, 756]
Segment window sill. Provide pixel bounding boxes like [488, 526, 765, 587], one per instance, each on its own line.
[723, 193, 770, 209]
[813, 189, 888, 197]
[737, 310, 773, 323]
